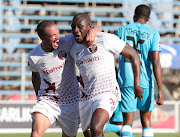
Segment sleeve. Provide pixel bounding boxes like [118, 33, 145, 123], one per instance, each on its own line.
[115, 27, 123, 39]
[28, 54, 38, 72]
[103, 33, 126, 54]
[151, 32, 161, 52]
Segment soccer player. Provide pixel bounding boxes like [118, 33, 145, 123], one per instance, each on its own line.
[70, 13, 143, 137]
[28, 20, 101, 137]
[115, 5, 164, 137]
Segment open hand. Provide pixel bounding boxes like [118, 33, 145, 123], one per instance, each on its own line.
[134, 85, 144, 100]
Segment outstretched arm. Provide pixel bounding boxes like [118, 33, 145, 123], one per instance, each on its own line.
[86, 26, 102, 46]
[152, 51, 164, 105]
[120, 43, 144, 100]
[32, 72, 41, 98]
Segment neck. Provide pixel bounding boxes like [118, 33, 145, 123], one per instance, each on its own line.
[41, 43, 53, 52]
[136, 18, 147, 24]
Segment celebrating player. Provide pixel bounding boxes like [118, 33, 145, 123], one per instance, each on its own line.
[70, 13, 143, 137]
[28, 20, 101, 137]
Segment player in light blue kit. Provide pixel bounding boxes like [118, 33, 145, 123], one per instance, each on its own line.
[115, 5, 164, 137]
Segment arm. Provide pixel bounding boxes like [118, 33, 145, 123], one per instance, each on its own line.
[120, 43, 144, 100]
[152, 51, 164, 105]
[32, 72, 41, 98]
[86, 26, 102, 46]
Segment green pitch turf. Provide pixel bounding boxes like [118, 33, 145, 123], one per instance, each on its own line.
[0, 132, 179, 137]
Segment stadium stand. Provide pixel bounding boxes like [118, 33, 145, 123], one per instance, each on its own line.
[0, 0, 180, 100]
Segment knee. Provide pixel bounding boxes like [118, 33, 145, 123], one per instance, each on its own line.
[31, 130, 42, 137]
[91, 123, 103, 136]
[141, 117, 151, 128]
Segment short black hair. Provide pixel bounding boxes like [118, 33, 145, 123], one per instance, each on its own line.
[36, 20, 55, 38]
[72, 13, 92, 25]
[135, 4, 151, 20]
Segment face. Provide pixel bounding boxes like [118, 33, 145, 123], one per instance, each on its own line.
[71, 17, 91, 44]
[41, 24, 60, 51]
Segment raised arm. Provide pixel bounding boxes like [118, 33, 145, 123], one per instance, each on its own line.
[86, 26, 102, 46]
[120, 43, 144, 100]
[152, 51, 164, 105]
[32, 72, 41, 98]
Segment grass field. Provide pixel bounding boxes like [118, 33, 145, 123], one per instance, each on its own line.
[0, 132, 180, 137]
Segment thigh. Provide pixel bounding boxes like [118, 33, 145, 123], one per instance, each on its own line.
[31, 99, 58, 124]
[31, 112, 51, 136]
[79, 93, 118, 132]
[120, 87, 137, 112]
[91, 108, 109, 129]
[137, 88, 154, 112]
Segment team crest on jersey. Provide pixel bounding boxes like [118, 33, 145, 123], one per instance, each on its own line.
[88, 44, 97, 53]
[58, 51, 67, 60]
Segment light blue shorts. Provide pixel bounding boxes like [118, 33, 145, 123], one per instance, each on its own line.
[109, 101, 123, 123]
[120, 87, 154, 112]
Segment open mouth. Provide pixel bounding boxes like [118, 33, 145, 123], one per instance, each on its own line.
[55, 39, 59, 44]
[53, 39, 59, 48]
[74, 35, 80, 40]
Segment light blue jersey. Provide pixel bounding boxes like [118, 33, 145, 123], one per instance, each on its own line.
[115, 22, 161, 88]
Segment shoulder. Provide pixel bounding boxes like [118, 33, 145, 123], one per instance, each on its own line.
[28, 44, 41, 57]
[145, 25, 159, 35]
[58, 33, 75, 52]
[96, 32, 116, 39]
[59, 33, 75, 45]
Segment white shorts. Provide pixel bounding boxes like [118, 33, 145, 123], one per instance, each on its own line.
[79, 92, 118, 132]
[31, 98, 80, 136]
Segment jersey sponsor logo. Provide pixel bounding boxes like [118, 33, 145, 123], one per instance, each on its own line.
[58, 51, 67, 60]
[42, 62, 65, 74]
[76, 56, 99, 67]
[88, 44, 97, 53]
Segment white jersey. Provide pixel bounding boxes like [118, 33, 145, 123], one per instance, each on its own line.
[70, 32, 126, 101]
[28, 33, 80, 105]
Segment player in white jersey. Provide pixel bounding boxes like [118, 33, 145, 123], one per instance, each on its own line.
[28, 20, 101, 137]
[70, 13, 144, 137]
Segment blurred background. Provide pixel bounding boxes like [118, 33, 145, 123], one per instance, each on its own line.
[0, 0, 179, 134]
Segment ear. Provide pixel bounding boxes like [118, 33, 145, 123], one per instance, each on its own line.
[147, 17, 150, 22]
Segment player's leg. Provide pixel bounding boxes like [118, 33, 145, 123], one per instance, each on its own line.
[56, 102, 80, 137]
[91, 108, 109, 136]
[120, 87, 137, 137]
[80, 92, 118, 137]
[30, 98, 61, 137]
[140, 111, 153, 137]
[121, 112, 135, 137]
[83, 129, 91, 137]
[31, 112, 51, 137]
[138, 88, 154, 137]
[103, 102, 123, 136]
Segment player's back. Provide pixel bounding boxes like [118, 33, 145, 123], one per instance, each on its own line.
[116, 22, 161, 88]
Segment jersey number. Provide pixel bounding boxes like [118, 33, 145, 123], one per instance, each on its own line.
[124, 36, 145, 63]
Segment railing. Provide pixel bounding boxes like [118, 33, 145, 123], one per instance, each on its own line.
[0, 52, 34, 100]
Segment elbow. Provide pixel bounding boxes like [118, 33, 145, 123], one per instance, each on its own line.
[131, 51, 141, 65]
